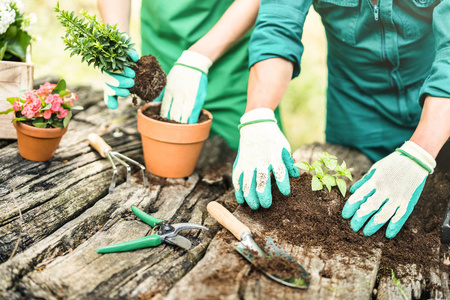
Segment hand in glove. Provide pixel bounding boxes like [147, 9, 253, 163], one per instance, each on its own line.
[342, 141, 436, 238]
[155, 51, 212, 124]
[232, 108, 300, 209]
[100, 49, 139, 109]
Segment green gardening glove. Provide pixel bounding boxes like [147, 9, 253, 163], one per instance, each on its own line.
[342, 141, 436, 238]
[232, 108, 299, 209]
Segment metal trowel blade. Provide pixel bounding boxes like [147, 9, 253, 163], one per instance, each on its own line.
[235, 236, 310, 289]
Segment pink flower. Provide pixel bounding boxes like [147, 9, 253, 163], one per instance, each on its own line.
[72, 93, 78, 100]
[13, 100, 22, 112]
[45, 94, 63, 112]
[43, 109, 52, 119]
[57, 107, 68, 119]
[37, 82, 57, 96]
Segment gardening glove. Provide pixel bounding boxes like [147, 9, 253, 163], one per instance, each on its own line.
[342, 141, 436, 239]
[101, 48, 139, 109]
[232, 108, 300, 210]
[156, 50, 212, 124]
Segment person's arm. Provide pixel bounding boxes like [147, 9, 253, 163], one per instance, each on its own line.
[410, 97, 450, 158]
[97, 0, 131, 34]
[415, 0, 450, 156]
[159, 0, 268, 123]
[96, 0, 136, 109]
[246, 57, 293, 112]
[189, 0, 260, 63]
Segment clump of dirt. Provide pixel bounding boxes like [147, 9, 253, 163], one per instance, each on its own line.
[130, 54, 166, 103]
[250, 252, 305, 281]
[142, 104, 210, 124]
[249, 234, 307, 280]
[241, 171, 450, 277]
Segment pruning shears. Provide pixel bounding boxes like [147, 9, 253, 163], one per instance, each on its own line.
[97, 206, 208, 253]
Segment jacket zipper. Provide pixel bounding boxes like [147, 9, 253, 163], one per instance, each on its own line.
[372, 0, 394, 86]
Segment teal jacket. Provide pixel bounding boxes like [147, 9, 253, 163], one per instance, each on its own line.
[249, 0, 450, 161]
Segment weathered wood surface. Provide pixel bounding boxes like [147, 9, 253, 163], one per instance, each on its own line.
[0, 84, 449, 299]
[0, 60, 34, 139]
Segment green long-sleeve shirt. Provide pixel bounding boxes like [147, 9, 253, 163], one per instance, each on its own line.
[249, 0, 450, 161]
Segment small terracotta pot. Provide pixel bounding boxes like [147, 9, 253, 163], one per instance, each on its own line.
[137, 102, 213, 178]
[13, 121, 68, 161]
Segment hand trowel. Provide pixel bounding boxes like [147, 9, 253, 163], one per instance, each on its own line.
[207, 201, 310, 289]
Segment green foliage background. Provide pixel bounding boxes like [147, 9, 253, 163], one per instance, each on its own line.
[26, 0, 327, 151]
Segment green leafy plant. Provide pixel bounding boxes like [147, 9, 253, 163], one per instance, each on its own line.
[295, 152, 353, 197]
[54, 2, 135, 73]
[0, 0, 36, 61]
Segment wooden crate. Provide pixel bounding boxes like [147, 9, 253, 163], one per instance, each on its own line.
[0, 60, 34, 139]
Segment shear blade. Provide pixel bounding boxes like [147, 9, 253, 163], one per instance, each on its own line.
[165, 235, 192, 250]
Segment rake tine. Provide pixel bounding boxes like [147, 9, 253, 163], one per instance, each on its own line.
[107, 153, 118, 193]
[110, 152, 132, 188]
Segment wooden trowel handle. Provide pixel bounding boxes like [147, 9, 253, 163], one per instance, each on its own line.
[88, 133, 112, 158]
[207, 201, 251, 241]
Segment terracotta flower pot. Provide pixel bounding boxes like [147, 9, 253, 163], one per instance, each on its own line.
[13, 121, 68, 161]
[137, 102, 212, 178]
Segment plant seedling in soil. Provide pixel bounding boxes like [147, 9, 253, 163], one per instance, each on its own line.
[295, 152, 353, 197]
[378, 267, 408, 300]
[54, 3, 166, 102]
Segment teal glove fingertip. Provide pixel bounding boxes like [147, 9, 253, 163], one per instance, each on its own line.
[385, 177, 427, 238]
[245, 170, 260, 210]
[274, 167, 291, 196]
[123, 67, 136, 78]
[128, 49, 139, 63]
[235, 172, 245, 204]
[282, 148, 300, 178]
[105, 95, 119, 109]
[362, 217, 386, 237]
[257, 177, 273, 209]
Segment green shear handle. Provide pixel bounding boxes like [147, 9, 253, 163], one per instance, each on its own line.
[97, 206, 208, 253]
[131, 206, 163, 227]
[97, 235, 162, 253]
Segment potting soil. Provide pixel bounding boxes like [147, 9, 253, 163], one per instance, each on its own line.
[241, 171, 450, 278]
[142, 104, 210, 124]
[130, 54, 166, 103]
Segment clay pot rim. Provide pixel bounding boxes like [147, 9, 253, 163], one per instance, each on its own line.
[13, 121, 68, 138]
[137, 102, 213, 128]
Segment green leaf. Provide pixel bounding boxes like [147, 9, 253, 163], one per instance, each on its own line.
[52, 79, 67, 94]
[12, 117, 28, 123]
[59, 90, 71, 97]
[341, 161, 347, 170]
[311, 175, 323, 191]
[295, 161, 311, 170]
[0, 108, 14, 115]
[42, 103, 52, 110]
[322, 174, 336, 192]
[336, 178, 347, 197]
[323, 174, 336, 187]
[345, 171, 353, 181]
[32, 122, 48, 128]
[327, 159, 338, 170]
[314, 164, 324, 177]
[71, 105, 83, 110]
[63, 111, 72, 128]
[0, 41, 7, 61]
[4, 30, 32, 62]
[6, 97, 20, 105]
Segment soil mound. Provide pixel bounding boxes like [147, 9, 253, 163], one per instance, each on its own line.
[242, 171, 450, 277]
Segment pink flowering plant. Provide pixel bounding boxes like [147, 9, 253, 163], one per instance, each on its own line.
[0, 79, 82, 128]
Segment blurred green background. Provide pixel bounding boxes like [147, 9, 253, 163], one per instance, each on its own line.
[26, 0, 327, 151]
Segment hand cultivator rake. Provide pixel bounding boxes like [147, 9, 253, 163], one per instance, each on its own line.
[88, 133, 148, 193]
